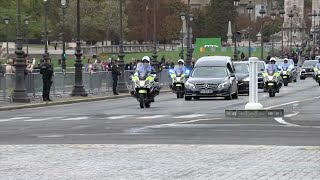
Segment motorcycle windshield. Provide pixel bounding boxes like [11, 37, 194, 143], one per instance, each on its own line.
[267, 69, 275, 75]
[282, 66, 288, 70]
[138, 70, 148, 80]
[175, 67, 183, 77]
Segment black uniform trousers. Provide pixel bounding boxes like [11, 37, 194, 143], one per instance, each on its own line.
[112, 77, 118, 93]
[43, 79, 52, 100]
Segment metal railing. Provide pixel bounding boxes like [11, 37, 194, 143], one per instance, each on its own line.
[0, 70, 171, 102]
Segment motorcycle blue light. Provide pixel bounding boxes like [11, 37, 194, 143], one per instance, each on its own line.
[169, 69, 175, 74]
[186, 69, 190, 75]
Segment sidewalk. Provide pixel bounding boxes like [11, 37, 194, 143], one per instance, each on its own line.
[0, 93, 131, 111]
[0, 89, 171, 111]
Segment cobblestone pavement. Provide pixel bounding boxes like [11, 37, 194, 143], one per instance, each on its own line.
[1, 145, 319, 180]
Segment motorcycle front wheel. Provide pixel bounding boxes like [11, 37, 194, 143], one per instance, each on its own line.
[139, 93, 145, 108]
[268, 88, 275, 97]
[176, 86, 182, 98]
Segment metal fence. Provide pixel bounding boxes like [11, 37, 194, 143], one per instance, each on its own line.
[0, 70, 171, 102]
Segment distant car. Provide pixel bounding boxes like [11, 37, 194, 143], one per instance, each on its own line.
[275, 59, 297, 82]
[184, 56, 238, 100]
[234, 61, 266, 94]
[257, 61, 266, 89]
[300, 60, 318, 80]
[234, 61, 249, 94]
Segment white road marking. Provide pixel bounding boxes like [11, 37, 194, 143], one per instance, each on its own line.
[137, 115, 169, 119]
[0, 117, 32, 122]
[265, 95, 320, 109]
[107, 115, 135, 120]
[265, 101, 299, 109]
[284, 113, 299, 118]
[24, 117, 66, 122]
[176, 118, 221, 124]
[274, 118, 301, 127]
[37, 135, 65, 138]
[61, 117, 89, 121]
[173, 114, 207, 119]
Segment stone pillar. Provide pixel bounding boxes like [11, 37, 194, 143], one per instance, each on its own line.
[283, 0, 305, 46]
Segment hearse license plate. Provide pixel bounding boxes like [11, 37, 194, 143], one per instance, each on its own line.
[200, 89, 213, 94]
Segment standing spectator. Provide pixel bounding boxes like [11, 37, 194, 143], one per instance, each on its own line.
[40, 57, 54, 101]
[111, 59, 121, 95]
[54, 43, 57, 50]
[161, 55, 166, 65]
[241, 52, 245, 61]
[84, 58, 94, 73]
[5, 59, 15, 74]
[93, 59, 104, 72]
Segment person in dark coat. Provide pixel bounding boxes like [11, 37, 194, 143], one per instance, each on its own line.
[111, 59, 121, 95]
[40, 57, 54, 101]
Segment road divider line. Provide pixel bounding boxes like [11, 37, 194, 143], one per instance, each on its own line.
[0, 117, 32, 122]
[174, 114, 207, 119]
[284, 113, 299, 118]
[24, 117, 66, 122]
[176, 118, 221, 124]
[265, 95, 320, 110]
[107, 115, 135, 120]
[137, 115, 169, 119]
[61, 117, 89, 121]
[274, 118, 301, 127]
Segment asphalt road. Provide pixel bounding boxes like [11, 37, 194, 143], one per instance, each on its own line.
[0, 78, 320, 145]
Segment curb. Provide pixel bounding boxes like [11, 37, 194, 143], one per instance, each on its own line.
[0, 90, 172, 111]
[225, 109, 284, 118]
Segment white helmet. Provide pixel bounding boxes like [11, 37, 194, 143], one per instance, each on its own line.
[178, 59, 184, 64]
[270, 57, 276, 62]
[142, 56, 150, 62]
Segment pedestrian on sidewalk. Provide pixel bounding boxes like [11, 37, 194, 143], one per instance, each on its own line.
[111, 59, 121, 95]
[40, 57, 54, 101]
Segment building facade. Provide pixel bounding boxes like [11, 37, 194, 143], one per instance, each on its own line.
[181, 0, 210, 9]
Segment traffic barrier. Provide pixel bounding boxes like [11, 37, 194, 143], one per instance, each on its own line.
[0, 70, 171, 102]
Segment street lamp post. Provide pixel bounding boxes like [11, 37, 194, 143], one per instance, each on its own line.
[117, 0, 127, 93]
[279, 9, 285, 57]
[318, 11, 320, 47]
[233, 0, 240, 61]
[180, 12, 185, 60]
[11, 0, 30, 103]
[259, 5, 266, 60]
[3, 16, 10, 57]
[288, 10, 294, 55]
[151, 0, 158, 73]
[270, 9, 276, 56]
[43, 0, 49, 57]
[246, 1, 254, 58]
[312, 11, 317, 57]
[71, 0, 87, 97]
[185, 0, 194, 68]
[60, 0, 68, 71]
[24, 17, 29, 55]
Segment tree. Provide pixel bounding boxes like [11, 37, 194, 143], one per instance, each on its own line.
[206, 0, 237, 41]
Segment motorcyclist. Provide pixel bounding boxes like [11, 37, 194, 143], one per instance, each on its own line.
[316, 59, 320, 69]
[266, 57, 282, 92]
[134, 56, 160, 101]
[281, 58, 293, 70]
[267, 57, 280, 72]
[173, 59, 187, 75]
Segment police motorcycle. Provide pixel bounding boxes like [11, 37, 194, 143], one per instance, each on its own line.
[263, 59, 282, 97]
[130, 56, 160, 108]
[169, 60, 190, 98]
[312, 60, 320, 86]
[280, 59, 294, 86]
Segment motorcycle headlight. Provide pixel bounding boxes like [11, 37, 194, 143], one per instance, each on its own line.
[218, 82, 229, 89]
[243, 77, 250, 82]
[283, 71, 287, 74]
[176, 77, 181, 82]
[185, 82, 195, 89]
[139, 81, 146, 87]
[268, 76, 274, 81]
